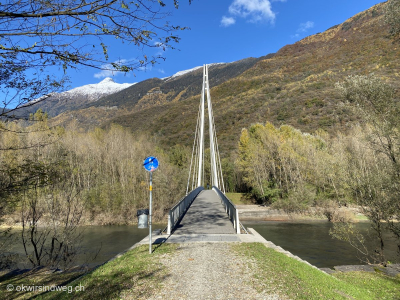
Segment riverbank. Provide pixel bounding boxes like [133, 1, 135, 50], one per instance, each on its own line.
[237, 205, 368, 222]
[1, 236, 399, 299]
[1, 242, 399, 300]
[226, 192, 369, 223]
[0, 197, 367, 227]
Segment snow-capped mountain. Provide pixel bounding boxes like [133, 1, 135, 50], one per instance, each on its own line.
[162, 63, 226, 81]
[63, 77, 136, 102]
[20, 57, 264, 121]
[25, 77, 135, 106]
[20, 77, 136, 117]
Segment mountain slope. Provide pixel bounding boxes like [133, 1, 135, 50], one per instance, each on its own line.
[85, 56, 273, 111]
[50, 2, 399, 155]
[100, 2, 399, 153]
[51, 55, 273, 128]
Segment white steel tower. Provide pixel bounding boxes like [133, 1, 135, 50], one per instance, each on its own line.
[187, 64, 225, 193]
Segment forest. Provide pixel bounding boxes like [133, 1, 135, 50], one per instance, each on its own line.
[236, 74, 400, 263]
[0, 113, 188, 226]
[0, 111, 191, 266]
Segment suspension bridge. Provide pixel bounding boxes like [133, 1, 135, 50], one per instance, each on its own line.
[164, 64, 243, 238]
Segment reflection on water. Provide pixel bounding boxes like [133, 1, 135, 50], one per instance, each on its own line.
[3, 225, 165, 269]
[75, 225, 165, 267]
[243, 221, 399, 268]
[3, 222, 399, 269]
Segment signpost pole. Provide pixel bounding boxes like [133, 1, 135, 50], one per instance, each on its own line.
[143, 156, 158, 255]
[149, 172, 153, 254]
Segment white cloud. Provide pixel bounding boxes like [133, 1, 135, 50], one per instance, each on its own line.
[220, 16, 236, 27]
[94, 69, 115, 79]
[297, 21, 314, 32]
[154, 41, 166, 48]
[154, 41, 168, 56]
[158, 69, 165, 74]
[94, 59, 129, 79]
[227, 0, 282, 24]
[291, 21, 314, 39]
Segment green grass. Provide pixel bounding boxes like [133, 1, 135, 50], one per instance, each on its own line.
[225, 192, 255, 205]
[3, 242, 399, 299]
[355, 214, 369, 221]
[232, 243, 400, 300]
[0, 244, 177, 300]
[334, 272, 400, 300]
[0, 268, 86, 300]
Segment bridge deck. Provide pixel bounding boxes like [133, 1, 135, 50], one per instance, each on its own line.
[173, 190, 236, 235]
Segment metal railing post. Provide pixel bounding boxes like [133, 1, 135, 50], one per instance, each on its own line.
[167, 187, 204, 234]
[236, 210, 240, 234]
[212, 186, 241, 234]
[167, 214, 171, 235]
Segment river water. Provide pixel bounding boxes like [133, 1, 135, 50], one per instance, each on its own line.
[243, 221, 399, 268]
[2, 222, 399, 269]
[3, 225, 165, 269]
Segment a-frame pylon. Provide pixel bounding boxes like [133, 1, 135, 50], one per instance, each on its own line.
[187, 64, 225, 193]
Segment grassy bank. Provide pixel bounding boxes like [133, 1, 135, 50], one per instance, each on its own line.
[233, 243, 400, 300]
[1, 242, 398, 299]
[226, 192, 368, 223]
[225, 192, 255, 205]
[0, 244, 177, 300]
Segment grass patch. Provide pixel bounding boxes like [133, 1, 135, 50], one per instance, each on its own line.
[225, 193, 255, 205]
[0, 268, 86, 300]
[1, 244, 177, 300]
[334, 272, 400, 300]
[232, 243, 400, 299]
[355, 214, 369, 221]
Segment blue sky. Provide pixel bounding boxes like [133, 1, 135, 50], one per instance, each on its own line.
[70, 0, 384, 88]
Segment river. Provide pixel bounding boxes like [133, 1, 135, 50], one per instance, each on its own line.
[2, 225, 165, 269]
[2, 221, 398, 269]
[243, 221, 399, 268]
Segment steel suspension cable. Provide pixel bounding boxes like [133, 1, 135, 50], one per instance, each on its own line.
[207, 77, 225, 193]
[186, 103, 202, 194]
[211, 114, 225, 193]
[193, 109, 201, 190]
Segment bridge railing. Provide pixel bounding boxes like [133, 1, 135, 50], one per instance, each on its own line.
[167, 186, 204, 235]
[212, 186, 240, 234]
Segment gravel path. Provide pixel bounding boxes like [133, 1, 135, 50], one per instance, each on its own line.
[150, 243, 285, 300]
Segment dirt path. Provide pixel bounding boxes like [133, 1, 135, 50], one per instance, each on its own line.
[150, 243, 285, 300]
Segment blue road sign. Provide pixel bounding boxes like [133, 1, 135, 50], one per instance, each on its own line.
[143, 156, 159, 172]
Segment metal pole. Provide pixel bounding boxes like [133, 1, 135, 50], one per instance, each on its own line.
[197, 65, 206, 187]
[236, 209, 240, 234]
[167, 214, 171, 235]
[149, 172, 153, 254]
[205, 64, 219, 188]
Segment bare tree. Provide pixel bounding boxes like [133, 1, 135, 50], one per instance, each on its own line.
[1, 1, 192, 239]
[21, 162, 84, 269]
[334, 75, 400, 263]
[0, 0, 190, 114]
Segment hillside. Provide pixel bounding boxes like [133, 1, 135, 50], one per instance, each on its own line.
[52, 2, 399, 155]
[99, 2, 399, 154]
[51, 56, 272, 129]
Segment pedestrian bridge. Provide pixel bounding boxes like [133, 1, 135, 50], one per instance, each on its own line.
[167, 187, 241, 236]
[164, 65, 242, 236]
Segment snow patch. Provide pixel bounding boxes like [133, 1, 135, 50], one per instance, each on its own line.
[25, 77, 136, 106]
[163, 63, 226, 81]
[63, 77, 136, 101]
